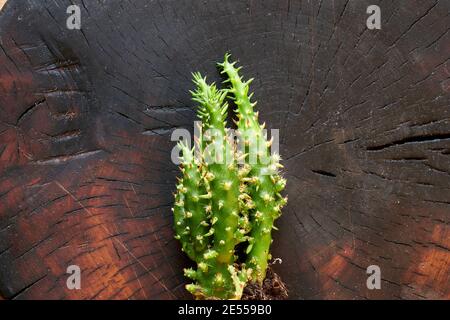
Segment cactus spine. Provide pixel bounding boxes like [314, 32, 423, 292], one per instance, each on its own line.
[173, 55, 287, 299]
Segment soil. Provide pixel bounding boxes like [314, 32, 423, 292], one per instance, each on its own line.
[242, 267, 288, 300]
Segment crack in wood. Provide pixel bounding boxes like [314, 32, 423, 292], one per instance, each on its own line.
[367, 133, 450, 151]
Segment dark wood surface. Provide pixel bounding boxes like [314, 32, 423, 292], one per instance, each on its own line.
[0, 0, 449, 299]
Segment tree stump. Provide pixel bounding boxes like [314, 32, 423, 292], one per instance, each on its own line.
[0, 0, 448, 299]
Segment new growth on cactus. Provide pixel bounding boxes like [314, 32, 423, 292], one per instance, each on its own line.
[172, 54, 287, 299]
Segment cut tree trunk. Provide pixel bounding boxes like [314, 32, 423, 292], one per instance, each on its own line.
[0, 0, 449, 299]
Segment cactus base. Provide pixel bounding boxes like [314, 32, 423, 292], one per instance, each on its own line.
[242, 267, 288, 300]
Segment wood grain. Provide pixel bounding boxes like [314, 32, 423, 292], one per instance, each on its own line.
[0, 0, 449, 299]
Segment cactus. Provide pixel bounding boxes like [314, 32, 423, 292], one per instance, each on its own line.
[219, 54, 288, 283]
[172, 55, 287, 299]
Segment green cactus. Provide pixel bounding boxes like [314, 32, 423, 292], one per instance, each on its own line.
[219, 54, 287, 283]
[172, 55, 287, 299]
